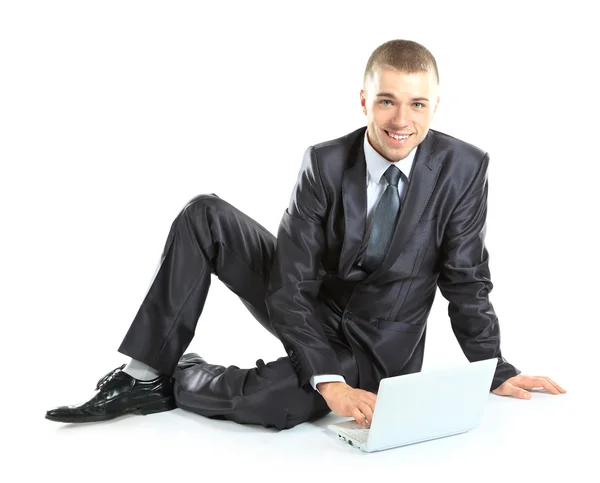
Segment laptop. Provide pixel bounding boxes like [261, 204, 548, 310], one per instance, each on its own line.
[327, 357, 498, 452]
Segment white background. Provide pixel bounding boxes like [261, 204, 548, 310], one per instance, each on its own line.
[1, 0, 598, 481]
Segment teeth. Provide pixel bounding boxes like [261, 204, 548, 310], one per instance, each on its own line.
[388, 132, 410, 140]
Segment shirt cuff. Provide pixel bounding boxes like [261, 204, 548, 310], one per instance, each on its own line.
[310, 374, 346, 393]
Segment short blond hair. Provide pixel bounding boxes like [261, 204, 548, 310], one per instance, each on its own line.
[363, 39, 439, 86]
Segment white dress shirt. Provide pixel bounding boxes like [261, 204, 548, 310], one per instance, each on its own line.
[309, 132, 417, 392]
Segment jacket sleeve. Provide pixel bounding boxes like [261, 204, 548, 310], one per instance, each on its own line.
[436, 153, 521, 391]
[265, 146, 343, 387]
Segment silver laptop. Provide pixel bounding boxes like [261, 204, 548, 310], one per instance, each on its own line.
[327, 358, 497, 452]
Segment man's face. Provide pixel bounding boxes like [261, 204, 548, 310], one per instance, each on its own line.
[361, 68, 439, 161]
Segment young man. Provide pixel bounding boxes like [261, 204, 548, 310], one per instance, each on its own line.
[46, 39, 566, 430]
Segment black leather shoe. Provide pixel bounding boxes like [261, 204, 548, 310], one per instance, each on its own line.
[45, 364, 176, 423]
[45, 354, 208, 423]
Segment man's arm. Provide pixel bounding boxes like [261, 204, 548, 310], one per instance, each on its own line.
[264, 145, 386, 425]
[436, 152, 520, 391]
[265, 146, 343, 388]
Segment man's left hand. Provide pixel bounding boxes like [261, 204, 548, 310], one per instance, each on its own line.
[492, 374, 567, 399]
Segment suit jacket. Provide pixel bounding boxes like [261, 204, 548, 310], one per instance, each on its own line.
[265, 126, 520, 393]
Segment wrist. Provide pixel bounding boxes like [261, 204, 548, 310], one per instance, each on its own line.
[317, 381, 345, 396]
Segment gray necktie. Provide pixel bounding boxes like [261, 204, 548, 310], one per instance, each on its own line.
[362, 165, 402, 272]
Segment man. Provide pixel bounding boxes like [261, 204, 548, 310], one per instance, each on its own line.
[46, 39, 566, 430]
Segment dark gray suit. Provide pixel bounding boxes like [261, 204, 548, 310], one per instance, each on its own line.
[118, 126, 520, 430]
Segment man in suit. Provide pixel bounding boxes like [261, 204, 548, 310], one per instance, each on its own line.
[46, 39, 566, 429]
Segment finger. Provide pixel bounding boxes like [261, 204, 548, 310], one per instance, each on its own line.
[350, 408, 369, 428]
[536, 377, 561, 395]
[502, 383, 531, 400]
[358, 402, 375, 427]
[545, 377, 567, 393]
[363, 391, 378, 408]
[525, 377, 561, 395]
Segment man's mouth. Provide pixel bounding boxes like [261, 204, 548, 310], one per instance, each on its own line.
[385, 131, 413, 143]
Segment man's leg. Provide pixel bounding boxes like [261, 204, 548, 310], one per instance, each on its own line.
[117, 193, 280, 375]
[117, 193, 356, 429]
[47, 193, 356, 427]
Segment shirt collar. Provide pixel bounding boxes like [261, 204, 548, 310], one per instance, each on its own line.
[363, 131, 417, 184]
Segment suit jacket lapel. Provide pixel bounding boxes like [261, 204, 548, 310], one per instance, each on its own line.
[338, 134, 368, 279]
[363, 130, 442, 283]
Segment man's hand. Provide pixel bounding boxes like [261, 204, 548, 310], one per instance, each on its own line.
[317, 382, 377, 427]
[492, 374, 567, 399]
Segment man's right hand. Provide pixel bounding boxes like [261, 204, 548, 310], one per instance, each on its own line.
[317, 381, 377, 427]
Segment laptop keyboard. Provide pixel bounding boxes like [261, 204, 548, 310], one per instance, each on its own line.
[341, 427, 370, 443]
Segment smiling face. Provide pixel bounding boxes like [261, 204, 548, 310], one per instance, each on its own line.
[361, 67, 440, 161]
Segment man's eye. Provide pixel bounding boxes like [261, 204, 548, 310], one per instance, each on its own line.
[380, 100, 392, 106]
[413, 102, 423, 108]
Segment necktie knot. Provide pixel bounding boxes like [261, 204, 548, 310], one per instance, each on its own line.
[383, 165, 401, 187]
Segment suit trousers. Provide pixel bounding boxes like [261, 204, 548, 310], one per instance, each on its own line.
[118, 194, 359, 430]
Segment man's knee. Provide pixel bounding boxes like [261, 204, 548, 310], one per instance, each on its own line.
[240, 360, 330, 429]
[181, 193, 227, 216]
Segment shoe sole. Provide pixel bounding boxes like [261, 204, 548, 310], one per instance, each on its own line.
[45, 397, 177, 423]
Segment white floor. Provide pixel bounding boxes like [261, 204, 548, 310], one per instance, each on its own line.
[15, 374, 593, 483]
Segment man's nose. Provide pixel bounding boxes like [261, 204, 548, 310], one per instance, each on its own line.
[390, 106, 409, 127]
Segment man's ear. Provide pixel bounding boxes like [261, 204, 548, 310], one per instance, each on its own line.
[360, 90, 367, 115]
